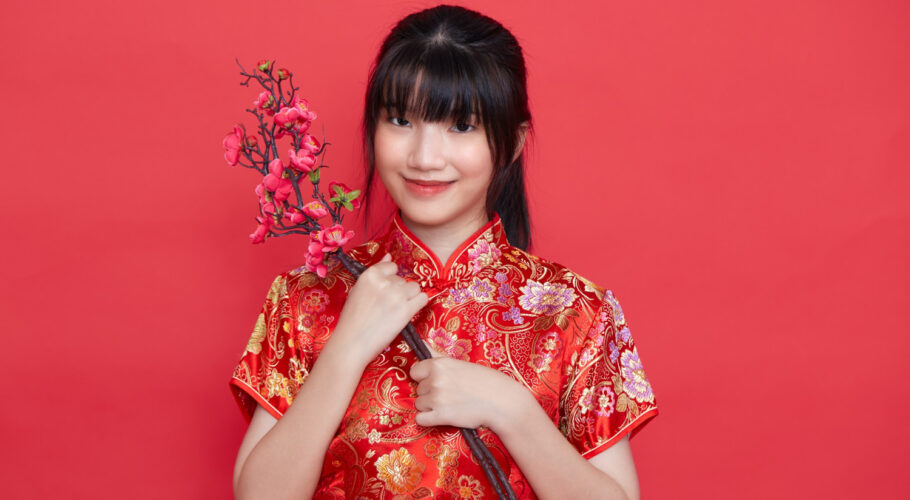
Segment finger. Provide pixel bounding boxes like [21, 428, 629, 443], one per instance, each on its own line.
[416, 380, 431, 396]
[408, 291, 429, 311]
[372, 261, 399, 277]
[410, 359, 431, 381]
[414, 394, 432, 411]
[402, 280, 422, 299]
[380, 252, 391, 262]
[415, 409, 447, 428]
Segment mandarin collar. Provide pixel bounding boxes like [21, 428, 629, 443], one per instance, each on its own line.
[378, 211, 509, 294]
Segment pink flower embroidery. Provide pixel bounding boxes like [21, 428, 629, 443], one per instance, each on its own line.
[467, 238, 501, 273]
[483, 340, 506, 364]
[427, 328, 471, 360]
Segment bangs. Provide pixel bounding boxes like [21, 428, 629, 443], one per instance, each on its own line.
[371, 43, 488, 128]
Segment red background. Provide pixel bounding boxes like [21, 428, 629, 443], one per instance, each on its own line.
[2, 0, 907, 498]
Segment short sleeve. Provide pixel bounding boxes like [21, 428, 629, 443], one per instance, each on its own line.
[559, 290, 659, 458]
[229, 274, 308, 423]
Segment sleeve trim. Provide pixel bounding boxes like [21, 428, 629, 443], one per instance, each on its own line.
[229, 377, 285, 423]
[580, 406, 659, 459]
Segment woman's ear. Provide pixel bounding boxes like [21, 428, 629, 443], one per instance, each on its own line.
[511, 121, 530, 163]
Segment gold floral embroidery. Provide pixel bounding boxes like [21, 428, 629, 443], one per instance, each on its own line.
[245, 313, 266, 355]
[264, 369, 294, 402]
[375, 447, 426, 494]
[344, 417, 369, 441]
[454, 474, 484, 499]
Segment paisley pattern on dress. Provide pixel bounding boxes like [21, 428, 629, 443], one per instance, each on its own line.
[229, 212, 658, 498]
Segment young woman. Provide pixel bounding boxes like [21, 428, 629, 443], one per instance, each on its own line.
[230, 5, 658, 499]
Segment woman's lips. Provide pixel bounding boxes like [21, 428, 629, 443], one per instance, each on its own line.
[404, 177, 455, 196]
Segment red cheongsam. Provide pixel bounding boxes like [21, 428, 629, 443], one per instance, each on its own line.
[230, 212, 658, 499]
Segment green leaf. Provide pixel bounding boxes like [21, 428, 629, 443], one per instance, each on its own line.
[342, 200, 354, 211]
[348, 189, 361, 201]
[332, 185, 344, 196]
[329, 195, 342, 204]
[308, 170, 320, 183]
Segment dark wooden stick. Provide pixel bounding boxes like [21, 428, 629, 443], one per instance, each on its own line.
[336, 252, 516, 500]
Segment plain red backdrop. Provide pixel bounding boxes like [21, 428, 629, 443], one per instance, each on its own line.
[1, 0, 907, 498]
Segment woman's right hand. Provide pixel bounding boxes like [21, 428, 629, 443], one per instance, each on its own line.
[329, 253, 429, 367]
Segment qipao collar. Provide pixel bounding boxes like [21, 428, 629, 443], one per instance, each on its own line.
[378, 211, 510, 294]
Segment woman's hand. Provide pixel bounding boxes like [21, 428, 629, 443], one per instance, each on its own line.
[330, 253, 429, 368]
[409, 344, 535, 432]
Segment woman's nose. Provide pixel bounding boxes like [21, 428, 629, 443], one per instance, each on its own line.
[408, 124, 447, 170]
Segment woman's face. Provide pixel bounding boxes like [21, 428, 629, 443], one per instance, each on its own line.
[374, 106, 494, 233]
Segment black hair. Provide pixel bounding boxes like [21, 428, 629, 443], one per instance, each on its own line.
[361, 4, 533, 250]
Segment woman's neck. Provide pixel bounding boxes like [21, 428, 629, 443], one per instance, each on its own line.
[400, 211, 489, 266]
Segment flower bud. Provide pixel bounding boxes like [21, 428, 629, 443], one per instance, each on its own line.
[257, 59, 273, 72]
[277, 68, 290, 80]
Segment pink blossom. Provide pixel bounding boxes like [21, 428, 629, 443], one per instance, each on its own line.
[249, 215, 272, 244]
[274, 113, 311, 139]
[262, 159, 285, 191]
[273, 95, 317, 139]
[261, 159, 299, 203]
[261, 201, 277, 215]
[254, 92, 276, 115]
[300, 134, 321, 154]
[288, 147, 316, 173]
[308, 236, 325, 256]
[302, 201, 328, 219]
[222, 126, 243, 166]
[254, 184, 269, 205]
[304, 232, 328, 277]
[317, 224, 354, 251]
[285, 208, 305, 224]
[291, 94, 317, 122]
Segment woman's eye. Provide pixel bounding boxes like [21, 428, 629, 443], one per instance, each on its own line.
[390, 116, 410, 127]
[452, 122, 475, 133]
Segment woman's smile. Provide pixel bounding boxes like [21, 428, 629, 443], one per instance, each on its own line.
[403, 176, 456, 196]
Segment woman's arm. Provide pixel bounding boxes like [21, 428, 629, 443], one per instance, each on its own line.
[233, 254, 429, 499]
[410, 356, 640, 500]
[233, 341, 367, 500]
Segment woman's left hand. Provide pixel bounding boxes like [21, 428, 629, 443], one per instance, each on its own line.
[409, 344, 533, 432]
